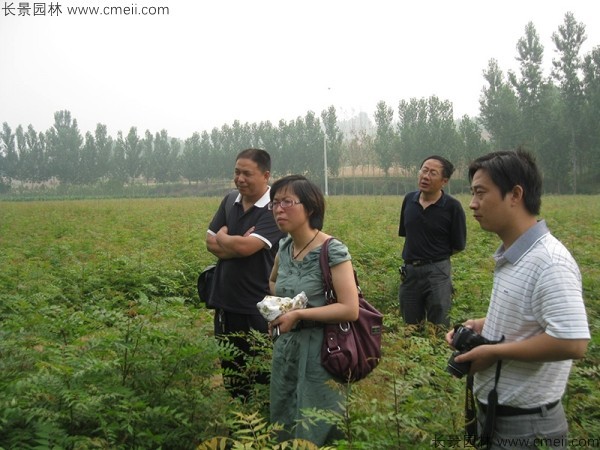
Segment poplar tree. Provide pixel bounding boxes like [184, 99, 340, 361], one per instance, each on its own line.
[551, 12, 586, 193]
[321, 105, 344, 177]
[373, 101, 396, 176]
[47, 110, 83, 184]
[581, 47, 600, 185]
[479, 59, 521, 149]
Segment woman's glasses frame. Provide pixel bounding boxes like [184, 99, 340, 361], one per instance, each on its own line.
[268, 200, 302, 210]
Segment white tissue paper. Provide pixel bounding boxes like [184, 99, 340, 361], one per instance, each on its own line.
[257, 291, 308, 322]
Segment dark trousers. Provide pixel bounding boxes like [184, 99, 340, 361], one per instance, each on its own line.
[214, 309, 269, 401]
[399, 259, 453, 326]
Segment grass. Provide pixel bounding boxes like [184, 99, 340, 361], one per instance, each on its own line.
[0, 195, 598, 449]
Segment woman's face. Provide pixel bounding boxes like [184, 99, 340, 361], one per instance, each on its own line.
[271, 187, 308, 233]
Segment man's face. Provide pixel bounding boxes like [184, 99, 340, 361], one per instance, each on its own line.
[234, 157, 269, 201]
[418, 158, 447, 195]
[469, 169, 511, 234]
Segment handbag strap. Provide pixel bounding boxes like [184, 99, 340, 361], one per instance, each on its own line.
[319, 237, 361, 305]
[319, 237, 336, 304]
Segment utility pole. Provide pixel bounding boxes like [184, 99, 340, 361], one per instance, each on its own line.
[323, 134, 328, 196]
[323, 86, 332, 196]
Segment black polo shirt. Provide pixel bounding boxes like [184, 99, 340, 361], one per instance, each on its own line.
[208, 189, 286, 315]
[398, 190, 466, 262]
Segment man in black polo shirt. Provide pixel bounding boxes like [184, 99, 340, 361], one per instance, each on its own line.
[398, 155, 466, 327]
[206, 148, 286, 400]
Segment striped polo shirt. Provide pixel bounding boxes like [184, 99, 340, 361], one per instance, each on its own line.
[474, 220, 590, 407]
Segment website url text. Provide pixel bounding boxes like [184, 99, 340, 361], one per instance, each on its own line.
[2, 2, 170, 17]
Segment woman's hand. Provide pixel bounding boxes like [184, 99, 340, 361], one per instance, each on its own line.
[270, 310, 300, 336]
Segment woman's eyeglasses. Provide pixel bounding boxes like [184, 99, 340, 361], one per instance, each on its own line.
[268, 200, 302, 210]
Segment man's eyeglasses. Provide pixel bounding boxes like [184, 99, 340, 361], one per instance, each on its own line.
[418, 168, 441, 178]
[268, 200, 302, 210]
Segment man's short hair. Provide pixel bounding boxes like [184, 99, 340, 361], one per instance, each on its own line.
[468, 148, 542, 215]
[421, 155, 455, 179]
[236, 148, 271, 173]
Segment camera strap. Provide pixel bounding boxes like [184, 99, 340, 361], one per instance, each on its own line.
[465, 374, 477, 446]
[481, 360, 503, 449]
[464, 360, 503, 450]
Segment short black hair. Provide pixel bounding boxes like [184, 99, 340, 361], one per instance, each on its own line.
[270, 175, 325, 230]
[236, 148, 271, 173]
[468, 148, 542, 215]
[420, 155, 455, 179]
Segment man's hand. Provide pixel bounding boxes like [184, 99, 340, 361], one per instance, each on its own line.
[446, 318, 486, 348]
[453, 344, 499, 374]
[207, 225, 266, 260]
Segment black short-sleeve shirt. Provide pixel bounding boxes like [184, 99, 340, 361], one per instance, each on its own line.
[398, 190, 466, 262]
[208, 189, 286, 315]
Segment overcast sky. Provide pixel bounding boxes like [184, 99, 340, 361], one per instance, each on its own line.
[1, 0, 599, 140]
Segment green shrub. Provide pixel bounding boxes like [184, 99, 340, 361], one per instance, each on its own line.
[0, 195, 597, 449]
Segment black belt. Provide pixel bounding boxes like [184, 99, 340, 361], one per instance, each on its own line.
[292, 320, 324, 331]
[405, 257, 448, 267]
[478, 400, 559, 417]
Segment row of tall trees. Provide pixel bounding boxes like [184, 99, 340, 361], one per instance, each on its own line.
[1, 13, 598, 193]
[478, 13, 600, 193]
[370, 13, 599, 193]
[0, 109, 347, 189]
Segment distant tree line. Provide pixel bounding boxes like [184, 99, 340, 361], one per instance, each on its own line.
[1, 13, 598, 194]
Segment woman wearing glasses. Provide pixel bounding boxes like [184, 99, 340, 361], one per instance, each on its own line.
[267, 174, 359, 446]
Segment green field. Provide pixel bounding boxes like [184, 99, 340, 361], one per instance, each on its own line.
[0, 196, 598, 449]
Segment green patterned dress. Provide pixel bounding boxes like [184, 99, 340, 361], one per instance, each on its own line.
[270, 236, 351, 446]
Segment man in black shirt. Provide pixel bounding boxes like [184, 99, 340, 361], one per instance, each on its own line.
[207, 148, 286, 400]
[398, 155, 466, 327]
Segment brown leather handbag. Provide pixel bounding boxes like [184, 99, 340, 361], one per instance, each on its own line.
[319, 238, 383, 382]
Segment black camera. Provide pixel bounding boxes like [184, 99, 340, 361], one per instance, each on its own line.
[446, 325, 503, 378]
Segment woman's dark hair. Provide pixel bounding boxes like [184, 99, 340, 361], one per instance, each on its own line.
[270, 175, 325, 230]
[468, 148, 542, 215]
[421, 155, 455, 179]
[236, 148, 271, 173]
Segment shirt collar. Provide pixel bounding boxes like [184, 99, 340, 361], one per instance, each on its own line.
[411, 190, 447, 206]
[256, 186, 271, 207]
[494, 219, 549, 265]
[235, 186, 271, 208]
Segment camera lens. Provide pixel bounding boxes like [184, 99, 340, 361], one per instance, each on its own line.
[446, 351, 471, 378]
[451, 326, 468, 351]
[452, 325, 485, 352]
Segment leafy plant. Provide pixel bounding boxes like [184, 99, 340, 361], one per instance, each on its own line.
[198, 411, 325, 450]
[0, 195, 598, 449]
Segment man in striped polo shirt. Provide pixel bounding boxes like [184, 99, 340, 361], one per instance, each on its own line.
[447, 149, 590, 449]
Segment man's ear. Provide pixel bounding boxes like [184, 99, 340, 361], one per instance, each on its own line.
[510, 185, 524, 205]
